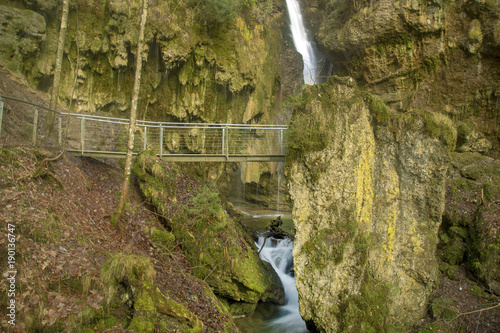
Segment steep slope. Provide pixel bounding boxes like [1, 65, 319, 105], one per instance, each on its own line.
[0, 67, 240, 332]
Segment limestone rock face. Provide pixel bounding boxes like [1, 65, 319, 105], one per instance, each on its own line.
[0, 0, 300, 201]
[286, 77, 450, 331]
[302, 0, 500, 130]
[0, 6, 46, 73]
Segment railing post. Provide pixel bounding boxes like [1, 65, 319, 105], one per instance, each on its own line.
[225, 126, 229, 159]
[143, 126, 147, 151]
[159, 125, 163, 157]
[58, 116, 62, 146]
[81, 117, 85, 155]
[280, 129, 284, 155]
[0, 97, 3, 138]
[222, 127, 225, 155]
[32, 108, 39, 147]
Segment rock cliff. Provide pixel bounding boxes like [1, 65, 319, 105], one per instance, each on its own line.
[284, 0, 500, 330]
[303, 0, 499, 141]
[286, 77, 452, 331]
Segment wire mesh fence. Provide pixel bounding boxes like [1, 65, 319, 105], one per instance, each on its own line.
[0, 95, 288, 161]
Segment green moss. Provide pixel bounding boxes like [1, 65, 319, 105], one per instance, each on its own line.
[449, 226, 468, 239]
[285, 110, 328, 164]
[418, 110, 457, 151]
[431, 296, 457, 319]
[439, 236, 466, 265]
[368, 95, 391, 124]
[128, 282, 156, 333]
[470, 285, 484, 297]
[301, 209, 357, 269]
[150, 227, 176, 250]
[101, 254, 157, 331]
[101, 253, 156, 287]
[337, 272, 399, 332]
[438, 262, 459, 280]
[468, 19, 482, 40]
[187, 185, 229, 231]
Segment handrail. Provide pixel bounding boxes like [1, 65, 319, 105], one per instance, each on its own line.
[0, 94, 62, 114]
[0, 94, 288, 162]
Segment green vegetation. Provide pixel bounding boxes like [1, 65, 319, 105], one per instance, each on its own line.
[431, 296, 457, 320]
[187, 185, 229, 231]
[418, 110, 457, 151]
[285, 110, 329, 165]
[368, 95, 391, 124]
[101, 253, 204, 333]
[150, 227, 176, 251]
[439, 262, 459, 280]
[301, 209, 357, 269]
[199, 0, 239, 25]
[337, 272, 399, 333]
[133, 151, 284, 310]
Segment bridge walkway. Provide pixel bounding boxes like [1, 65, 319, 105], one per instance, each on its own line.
[0, 95, 287, 163]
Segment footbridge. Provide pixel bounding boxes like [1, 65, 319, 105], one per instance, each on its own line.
[0, 95, 288, 162]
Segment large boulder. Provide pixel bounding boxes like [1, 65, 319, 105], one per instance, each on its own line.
[133, 151, 285, 315]
[286, 77, 451, 332]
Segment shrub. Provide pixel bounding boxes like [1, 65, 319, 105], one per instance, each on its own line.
[200, 0, 239, 25]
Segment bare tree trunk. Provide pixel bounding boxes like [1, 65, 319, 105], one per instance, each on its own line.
[112, 0, 149, 224]
[45, 0, 70, 137]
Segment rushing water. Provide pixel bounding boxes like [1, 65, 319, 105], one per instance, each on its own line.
[235, 212, 309, 333]
[286, 0, 320, 84]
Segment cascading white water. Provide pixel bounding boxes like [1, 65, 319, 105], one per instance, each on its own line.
[286, 0, 319, 85]
[256, 236, 308, 333]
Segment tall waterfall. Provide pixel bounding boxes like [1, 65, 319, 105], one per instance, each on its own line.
[286, 0, 320, 85]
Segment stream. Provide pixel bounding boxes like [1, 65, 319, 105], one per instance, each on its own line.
[234, 209, 309, 333]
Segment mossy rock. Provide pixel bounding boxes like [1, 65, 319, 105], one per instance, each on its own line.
[101, 253, 205, 332]
[368, 94, 392, 124]
[438, 262, 459, 281]
[418, 110, 457, 151]
[431, 296, 457, 319]
[133, 151, 285, 305]
[337, 272, 397, 332]
[439, 237, 466, 265]
[150, 227, 176, 250]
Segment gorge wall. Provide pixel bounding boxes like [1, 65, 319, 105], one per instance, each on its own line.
[287, 77, 452, 331]
[303, 0, 499, 144]
[285, 0, 500, 331]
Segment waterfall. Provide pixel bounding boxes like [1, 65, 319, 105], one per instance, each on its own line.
[255, 236, 308, 333]
[276, 162, 283, 212]
[286, 0, 320, 85]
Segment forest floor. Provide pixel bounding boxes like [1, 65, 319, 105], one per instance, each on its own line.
[1, 65, 499, 332]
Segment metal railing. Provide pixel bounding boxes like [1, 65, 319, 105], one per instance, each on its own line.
[0, 95, 288, 162]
